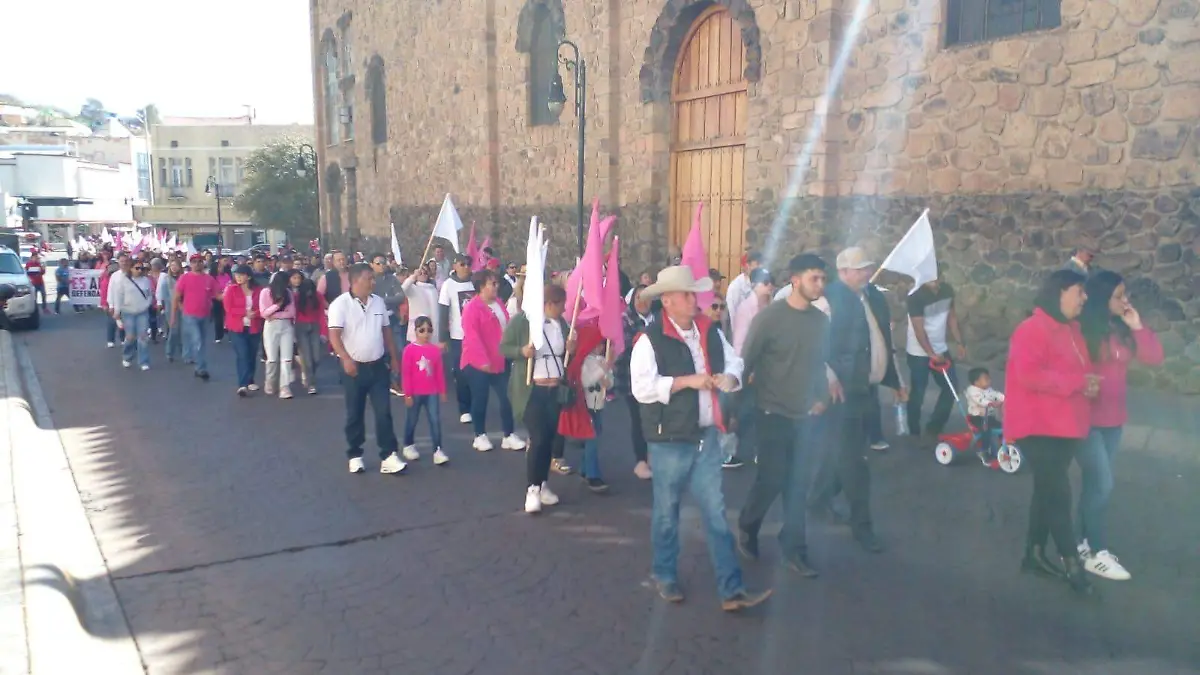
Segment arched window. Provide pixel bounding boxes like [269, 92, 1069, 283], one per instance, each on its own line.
[366, 56, 387, 145]
[323, 36, 340, 146]
[528, 5, 561, 127]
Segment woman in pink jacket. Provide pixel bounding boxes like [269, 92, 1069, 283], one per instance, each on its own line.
[1075, 271, 1163, 582]
[222, 265, 265, 397]
[459, 270, 522, 452]
[1005, 269, 1099, 595]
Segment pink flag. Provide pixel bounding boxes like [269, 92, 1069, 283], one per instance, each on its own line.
[131, 234, 144, 255]
[570, 211, 608, 324]
[465, 223, 478, 264]
[472, 236, 492, 272]
[114, 231, 124, 252]
[598, 236, 625, 356]
[564, 259, 588, 322]
[681, 202, 713, 307]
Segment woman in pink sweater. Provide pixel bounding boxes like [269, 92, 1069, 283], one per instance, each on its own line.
[1076, 271, 1163, 582]
[459, 270, 522, 452]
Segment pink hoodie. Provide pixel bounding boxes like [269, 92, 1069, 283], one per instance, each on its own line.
[259, 287, 297, 321]
[1090, 328, 1163, 427]
[402, 342, 446, 396]
[459, 296, 506, 372]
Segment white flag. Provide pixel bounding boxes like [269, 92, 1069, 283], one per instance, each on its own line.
[100, 227, 114, 246]
[185, 239, 197, 257]
[879, 209, 938, 295]
[390, 222, 403, 266]
[522, 216, 545, 349]
[431, 194, 464, 253]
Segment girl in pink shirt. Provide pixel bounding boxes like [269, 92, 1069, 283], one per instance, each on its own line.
[458, 271, 523, 452]
[401, 316, 448, 465]
[1075, 271, 1163, 581]
[260, 273, 298, 399]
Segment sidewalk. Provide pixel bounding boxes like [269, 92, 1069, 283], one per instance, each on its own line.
[0, 330, 143, 675]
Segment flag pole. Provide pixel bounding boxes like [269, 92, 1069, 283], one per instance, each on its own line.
[419, 229, 438, 267]
[563, 276, 585, 369]
[870, 208, 930, 284]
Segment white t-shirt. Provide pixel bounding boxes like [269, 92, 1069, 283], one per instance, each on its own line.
[905, 283, 955, 357]
[488, 300, 509, 331]
[438, 277, 476, 340]
[327, 292, 390, 363]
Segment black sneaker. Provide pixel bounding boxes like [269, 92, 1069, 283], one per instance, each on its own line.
[782, 554, 819, 578]
[721, 588, 772, 612]
[722, 455, 745, 469]
[196, 370, 210, 381]
[585, 477, 609, 493]
[655, 579, 684, 603]
[736, 530, 759, 560]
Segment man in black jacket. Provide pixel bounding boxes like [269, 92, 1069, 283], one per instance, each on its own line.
[809, 247, 906, 553]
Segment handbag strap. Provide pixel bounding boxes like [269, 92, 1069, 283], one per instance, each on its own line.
[540, 322, 566, 379]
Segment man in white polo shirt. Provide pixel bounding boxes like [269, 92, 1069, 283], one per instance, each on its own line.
[328, 262, 406, 475]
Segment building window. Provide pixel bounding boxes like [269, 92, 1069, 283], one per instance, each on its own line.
[136, 153, 151, 201]
[945, 0, 1061, 47]
[218, 157, 236, 196]
[528, 5, 562, 126]
[236, 157, 245, 184]
[185, 158, 193, 187]
[169, 159, 185, 192]
[158, 158, 167, 186]
[170, 140, 178, 148]
[221, 140, 230, 147]
[324, 38, 341, 146]
[366, 55, 387, 145]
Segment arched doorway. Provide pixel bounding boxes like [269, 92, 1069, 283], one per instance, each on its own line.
[669, 5, 747, 284]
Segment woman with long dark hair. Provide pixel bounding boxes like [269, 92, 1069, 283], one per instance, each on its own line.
[210, 257, 232, 343]
[260, 270, 297, 399]
[1006, 269, 1098, 595]
[292, 271, 323, 395]
[1075, 271, 1163, 581]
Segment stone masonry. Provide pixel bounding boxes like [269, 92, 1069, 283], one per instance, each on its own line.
[309, 0, 1200, 391]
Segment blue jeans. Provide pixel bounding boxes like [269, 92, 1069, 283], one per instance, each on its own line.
[120, 312, 150, 367]
[738, 412, 815, 558]
[229, 330, 261, 388]
[581, 409, 604, 480]
[464, 365, 515, 436]
[649, 428, 744, 600]
[163, 310, 183, 361]
[181, 314, 211, 374]
[404, 395, 443, 449]
[1076, 426, 1123, 552]
[106, 315, 125, 344]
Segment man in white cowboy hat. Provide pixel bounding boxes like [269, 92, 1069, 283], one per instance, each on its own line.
[629, 265, 772, 612]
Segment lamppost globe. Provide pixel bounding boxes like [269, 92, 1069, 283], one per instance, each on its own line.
[547, 71, 567, 115]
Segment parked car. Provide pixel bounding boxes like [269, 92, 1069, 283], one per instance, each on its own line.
[0, 246, 39, 330]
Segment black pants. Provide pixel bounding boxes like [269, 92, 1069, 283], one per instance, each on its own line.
[1021, 435, 1081, 559]
[739, 411, 813, 558]
[809, 392, 873, 536]
[524, 386, 562, 487]
[907, 353, 956, 435]
[211, 300, 226, 340]
[148, 305, 158, 338]
[54, 285, 70, 313]
[865, 384, 884, 444]
[342, 358, 398, 459]
[624, 393, 648, 463]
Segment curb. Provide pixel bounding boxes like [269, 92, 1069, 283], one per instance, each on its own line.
[1, 330, 144, 674]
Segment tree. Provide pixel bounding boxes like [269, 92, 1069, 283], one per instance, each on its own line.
[233, 136, 319, 243]
[137, 104, 161, 127]
[78, 98, 110, 131]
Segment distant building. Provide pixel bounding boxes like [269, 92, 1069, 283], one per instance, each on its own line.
[134, 115, 313, 245]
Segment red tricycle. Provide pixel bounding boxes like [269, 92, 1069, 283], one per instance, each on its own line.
[927, 359, 1022, 474]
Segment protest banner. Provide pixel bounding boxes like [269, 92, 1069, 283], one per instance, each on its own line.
[68, 268, 103, 307]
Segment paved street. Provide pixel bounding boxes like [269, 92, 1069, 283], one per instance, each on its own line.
[11, 312, 1200, 675]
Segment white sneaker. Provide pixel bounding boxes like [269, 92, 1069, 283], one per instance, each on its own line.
[870, 440, 890, 451]
[106, 342, 115, 348]
[501, 434, 527, 450]
[402, 445, 420, 461]
[248, 384, 260, 392]
[122, 360, 132, 368]
[279, 386, 293, 400]
[525, 485, 542, 513]
[473, 435, 493, 452]
[459, 413, 472, 424]
[140, 365, 150, 371]
[539, 482, 559, 506]
[348, 457, 365, 474]
[1084, 549, 1131, 581]
[433, 449, 450, 465]
[380, 453, 408, 474]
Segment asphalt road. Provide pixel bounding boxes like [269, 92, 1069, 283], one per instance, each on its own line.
[15, 312, 1200, 675]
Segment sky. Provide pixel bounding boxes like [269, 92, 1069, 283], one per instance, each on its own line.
[1, 0, 314, 124]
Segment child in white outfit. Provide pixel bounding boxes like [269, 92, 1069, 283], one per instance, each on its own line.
[965, 367, 1005, 462]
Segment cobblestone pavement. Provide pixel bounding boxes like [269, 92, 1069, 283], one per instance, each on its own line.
[16, 313, 1200, 675]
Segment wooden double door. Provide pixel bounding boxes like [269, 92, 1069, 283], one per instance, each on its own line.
[669, 6, 748, 285]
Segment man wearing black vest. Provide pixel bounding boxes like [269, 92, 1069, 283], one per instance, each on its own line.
[630, 266, 771, 612]
[809, 247, 903, 553]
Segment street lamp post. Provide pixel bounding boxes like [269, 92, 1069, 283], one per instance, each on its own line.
[296, 143, 321, 252]
[547, 40, 586, 258]
[204, 176, 226, 255]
